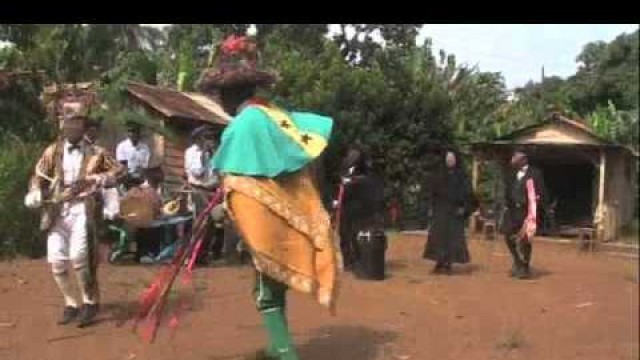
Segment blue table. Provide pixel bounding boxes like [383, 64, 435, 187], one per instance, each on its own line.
[109, 214, 193, 264]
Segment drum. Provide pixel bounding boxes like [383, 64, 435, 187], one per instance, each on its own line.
[354, 229, 387, 281]
[119, 192, 156, 228]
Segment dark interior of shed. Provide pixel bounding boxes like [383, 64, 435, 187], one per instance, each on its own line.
[528, 147, 597, 231]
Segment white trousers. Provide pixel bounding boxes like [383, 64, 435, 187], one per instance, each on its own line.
[47, 202, 88, 264]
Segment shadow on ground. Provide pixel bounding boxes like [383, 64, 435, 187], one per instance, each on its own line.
[297, 325, 397, 360]
[227, 325, 397, 360]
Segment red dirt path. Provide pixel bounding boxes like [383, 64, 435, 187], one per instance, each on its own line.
[0, 235, 637, 360]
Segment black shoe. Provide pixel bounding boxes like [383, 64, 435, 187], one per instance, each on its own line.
[518, 265, 531, 279]
[511, 264, 529, 279]
[432, 262, 445, 274]
[77, 303, 99, 328]
[57, 306, 79, 325]
[443, 263, 453, 275]
[510, 264, 522, 277]
[517, 271, 530, 280]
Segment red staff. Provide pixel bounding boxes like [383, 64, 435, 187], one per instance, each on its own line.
[134, 188, 224, 342]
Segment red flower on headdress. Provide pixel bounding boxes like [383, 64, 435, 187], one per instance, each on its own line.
[221, 35, 248, 54]
[219, 35, 258, 66]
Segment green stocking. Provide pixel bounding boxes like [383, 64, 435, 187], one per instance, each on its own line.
[261, 308, 299, 360]
[254, 273, 298, 360]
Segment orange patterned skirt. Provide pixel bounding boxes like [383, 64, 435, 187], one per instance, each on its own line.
[223, 168, 341, 313]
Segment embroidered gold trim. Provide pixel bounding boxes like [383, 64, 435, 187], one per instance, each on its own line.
[222, 175, 340, 311]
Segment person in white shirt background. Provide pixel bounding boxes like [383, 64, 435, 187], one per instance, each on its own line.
[116, 121, 150, 190]
[185, 125, 219, 189]
[184, 125, 225, 264]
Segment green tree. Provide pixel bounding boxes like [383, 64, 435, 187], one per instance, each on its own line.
[331, 24, 421, 66]
[0, 72, 52, 259]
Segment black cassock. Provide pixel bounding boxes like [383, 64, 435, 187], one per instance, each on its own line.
[423, 168, 476, 264]
[340, 172, 385, 267]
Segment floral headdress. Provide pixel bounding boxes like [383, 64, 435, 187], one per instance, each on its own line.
[198, 35, 276, 93]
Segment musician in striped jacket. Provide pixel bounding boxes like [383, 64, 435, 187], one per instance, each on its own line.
[25, 114, 124, 327]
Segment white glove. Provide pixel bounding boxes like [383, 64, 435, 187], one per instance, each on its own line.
[85, 174, 106, 187]
[341, 177, 352, 185]
[24, 189, 43, 209]
[332, 200, 339, 209]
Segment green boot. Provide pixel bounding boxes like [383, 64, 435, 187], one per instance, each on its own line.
[264, 308, 288, 357]
[261, 308, 300, 360]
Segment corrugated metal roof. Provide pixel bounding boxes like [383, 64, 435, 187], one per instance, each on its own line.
[471, 140, 638, 157]
[126, 82, 231, 125]
[471, 113, 638, 157]
[1, 70, 46, 90]
[497, 112, 606, 143]
[43, 81, 95, 95]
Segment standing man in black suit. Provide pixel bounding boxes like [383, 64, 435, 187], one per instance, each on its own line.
[501, 150, 543, 279]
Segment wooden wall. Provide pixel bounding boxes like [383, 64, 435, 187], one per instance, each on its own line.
[602, 151, 637, 241]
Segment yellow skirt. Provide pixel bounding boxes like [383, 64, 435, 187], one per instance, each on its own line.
[223, 168, 341, 313]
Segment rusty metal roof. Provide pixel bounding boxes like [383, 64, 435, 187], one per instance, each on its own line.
[496, 112, 606, 143]
[1, 70, 45, 91]
[470, 112, 638, 157]
[126, 82, 231, 125]
[43, 81, 96, 95]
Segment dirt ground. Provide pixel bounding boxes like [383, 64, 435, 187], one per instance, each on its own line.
[0, 235, 637, 360]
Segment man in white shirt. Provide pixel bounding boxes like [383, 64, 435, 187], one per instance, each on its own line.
[184, 125, 226, 263]
[116, 122, 150, 189]
[185, 125, 219, 189]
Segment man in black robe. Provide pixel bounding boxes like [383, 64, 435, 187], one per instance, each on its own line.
[423, 150, 477, 274]
[337, 147, 385, 271]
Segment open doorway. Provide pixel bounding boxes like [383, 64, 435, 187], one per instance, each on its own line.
[540, 162, 596, 226]
[527, 145, 598, 232]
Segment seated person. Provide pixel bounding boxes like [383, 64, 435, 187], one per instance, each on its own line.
[132, 167, 173, 263]
[114, 166, 167, 263]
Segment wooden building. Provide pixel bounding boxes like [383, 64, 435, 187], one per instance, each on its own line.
[126, 82, 231, 192]
[471, 113, 638, 242]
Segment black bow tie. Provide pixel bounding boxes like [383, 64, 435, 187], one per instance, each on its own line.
[68, 143, 82, 153]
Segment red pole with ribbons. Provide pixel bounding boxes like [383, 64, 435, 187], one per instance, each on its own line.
[134, 187, 224, 342]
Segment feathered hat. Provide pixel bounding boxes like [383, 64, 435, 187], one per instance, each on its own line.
[198, 35, 276, 94]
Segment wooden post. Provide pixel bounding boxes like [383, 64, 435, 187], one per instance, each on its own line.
[596, 150, 607, 242]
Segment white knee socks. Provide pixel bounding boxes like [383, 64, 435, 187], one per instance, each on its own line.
[72, 260, 96, 305]
[51, 262, 79, 308]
